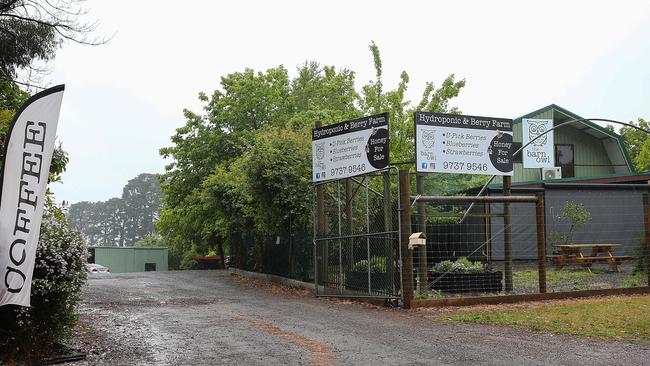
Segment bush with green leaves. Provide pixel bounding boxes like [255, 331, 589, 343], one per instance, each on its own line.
[431, 257, 486, 274]
[549, 201, 592, 246]
[351, 256, 386, 273]
[0, 204, 87, 364]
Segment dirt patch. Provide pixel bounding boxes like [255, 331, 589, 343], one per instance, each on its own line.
[228, 274, 313, 298]
[232, 314, 336, 366]
[228, 273, 394, 310]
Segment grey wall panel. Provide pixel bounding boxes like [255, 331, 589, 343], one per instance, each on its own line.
[489, 189, 644, 260]
[545, 189, 643, 257]
[490, 199, 538, 260]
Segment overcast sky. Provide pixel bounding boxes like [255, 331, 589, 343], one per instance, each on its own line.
[46, 0, 650, 204]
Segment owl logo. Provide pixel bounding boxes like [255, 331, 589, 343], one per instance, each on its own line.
[315, 142, 325, 160]
[528, 121, 548, 146]
[422, 129, 435, 149]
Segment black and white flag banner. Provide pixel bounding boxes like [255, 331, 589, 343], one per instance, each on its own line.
[0, 85, 65, 307]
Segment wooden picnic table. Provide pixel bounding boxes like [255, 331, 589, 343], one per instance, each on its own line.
[549, 244, 630, 273]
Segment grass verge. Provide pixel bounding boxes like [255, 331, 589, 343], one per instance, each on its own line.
[513, 269, 608, 290]
[444, 295, 650, 341]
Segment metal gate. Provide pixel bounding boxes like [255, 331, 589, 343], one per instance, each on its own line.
[314, 168, 402, 299]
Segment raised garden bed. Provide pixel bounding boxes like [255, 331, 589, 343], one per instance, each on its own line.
[428, 271, 503, 293]
[346, 272, 389, 293]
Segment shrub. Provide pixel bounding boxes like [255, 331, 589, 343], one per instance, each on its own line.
[351, 256, 386, 273]
[0, 205, 87, 364]
[549, 201, 592, 246]
[431, 257, 486, 273]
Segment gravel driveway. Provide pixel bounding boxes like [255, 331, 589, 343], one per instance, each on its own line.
[75, 270, 648, 365]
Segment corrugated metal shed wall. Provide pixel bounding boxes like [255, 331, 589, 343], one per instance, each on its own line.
[94, 247, 169, 273]
[490, 188, 643, 260]
[506, 108, 615, 184]
[554, 123, 614, 177]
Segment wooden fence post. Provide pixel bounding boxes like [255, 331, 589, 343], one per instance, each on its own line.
[315, 121, 327, 284]
[536, 192, 547, 293]
[503, 176, 513, 292]
[416, 173, 427, 293]
[399, 170, 413, 309]
[643, 193, 650, 286]
[345, 179, 353, 270]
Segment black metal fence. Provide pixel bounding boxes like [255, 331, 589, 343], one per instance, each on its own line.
[314, 169, 402, 298]
[230, 230, 314, 282]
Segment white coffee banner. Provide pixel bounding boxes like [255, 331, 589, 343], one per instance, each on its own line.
[0, 85, 65, 307]
[522, 118, 554, 168]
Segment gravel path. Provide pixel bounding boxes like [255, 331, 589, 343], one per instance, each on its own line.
[74, 270, 649, 365]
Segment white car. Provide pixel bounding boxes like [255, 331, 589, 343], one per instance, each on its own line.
[86, 263, 110, 274]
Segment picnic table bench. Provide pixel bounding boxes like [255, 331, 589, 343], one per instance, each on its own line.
[548, 244, 632, 273]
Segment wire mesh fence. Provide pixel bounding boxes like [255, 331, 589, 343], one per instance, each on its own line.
[407, 175, 650, 301]
[229, 230, 314, 282]
[314, 169, 401, 298]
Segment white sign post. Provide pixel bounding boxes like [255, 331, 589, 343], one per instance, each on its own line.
[415, 112, 513, 176]
[0, 85, 65, 307]
[312, 113, 389, 182]
[522, 118, 554, 168]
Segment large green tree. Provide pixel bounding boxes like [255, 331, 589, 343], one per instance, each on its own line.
[122, 173, 162, 243]
[68, 173, 162, 247]
[158, 43, 468, 275]
[619, 118, 650, 171]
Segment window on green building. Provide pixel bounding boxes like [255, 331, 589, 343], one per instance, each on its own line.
[555, 144, 574, 178]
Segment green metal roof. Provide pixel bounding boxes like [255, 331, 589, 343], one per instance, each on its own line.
[512, 104, 634, 171]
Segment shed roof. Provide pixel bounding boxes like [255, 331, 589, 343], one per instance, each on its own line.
[513, 104, 634, 172]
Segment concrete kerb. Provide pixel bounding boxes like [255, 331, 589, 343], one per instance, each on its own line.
[228, 268, 316, 291]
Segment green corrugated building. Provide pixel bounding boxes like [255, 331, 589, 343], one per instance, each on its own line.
[494, 104, 633, 184]
[91, 247, 169, 273]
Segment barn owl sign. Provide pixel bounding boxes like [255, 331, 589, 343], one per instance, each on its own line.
[522, 118, 554, 168]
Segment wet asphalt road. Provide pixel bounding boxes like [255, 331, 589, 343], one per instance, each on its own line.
[79, 270, 649, 365]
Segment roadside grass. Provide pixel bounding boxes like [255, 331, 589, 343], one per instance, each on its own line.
[622, 272, 647, 288]
[444, 295, 650, 341]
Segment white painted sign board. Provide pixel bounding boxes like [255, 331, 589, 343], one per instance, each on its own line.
[415, 112, 513, 176]
[522, 118, 554, 168]
[312, 113, 389, 182]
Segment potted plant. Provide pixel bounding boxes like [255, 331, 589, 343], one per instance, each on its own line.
[346, 256, 389, 293]
[428, 257, 502, 293]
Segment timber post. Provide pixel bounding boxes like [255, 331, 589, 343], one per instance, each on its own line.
[315, 121, 327, 284]
[399, 170, 413, 309]
[416, 173, 427, 293]
[536, 192, 547, 293]
[503, 176, 513, 292]
[643, 193, 650, 286]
